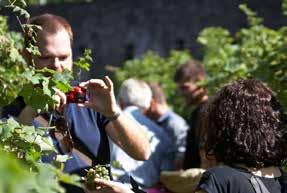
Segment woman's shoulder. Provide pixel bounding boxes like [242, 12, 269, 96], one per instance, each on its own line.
[200, 165, 250, 185]
[197, 165, 255, 193]
[203, 165, 239, 176]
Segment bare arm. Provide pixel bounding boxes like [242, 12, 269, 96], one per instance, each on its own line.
[79, 76, 151, 161]
[105, 112, 150, 160]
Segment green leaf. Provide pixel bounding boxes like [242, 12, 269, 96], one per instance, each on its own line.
[283, 0, 287, 15]
[8, 5, 30, 19]
[33, 163, 65, 193]
[239, 4, 263, 26]
[56, 171, 81, 187]
[74, 49, 92, 71]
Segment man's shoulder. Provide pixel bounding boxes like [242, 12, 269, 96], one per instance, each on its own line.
[163, 110, 189, 129]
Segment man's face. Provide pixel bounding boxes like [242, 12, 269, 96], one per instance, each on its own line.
[34, 29, 73, 72]
[176, 77, 206, 105]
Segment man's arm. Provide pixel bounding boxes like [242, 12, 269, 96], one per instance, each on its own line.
[17, 105, 37, 125]
[79, 76, 150, 161]
[105, 113, 150, 161]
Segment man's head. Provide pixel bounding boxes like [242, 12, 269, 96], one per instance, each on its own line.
[174, 60, 208, 106]
[118, 78, 152, 112]
[25, 14, 73, 72]
[145, 83, 169, 120]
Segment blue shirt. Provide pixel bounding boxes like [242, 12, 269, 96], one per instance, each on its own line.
[2, 96, 110, 173]
[110, 106, 175, 188]
[157, 109, 189, 160]
[62, 104, 109, 172]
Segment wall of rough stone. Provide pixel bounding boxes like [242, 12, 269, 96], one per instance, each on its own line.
[5, 0, 287, 79]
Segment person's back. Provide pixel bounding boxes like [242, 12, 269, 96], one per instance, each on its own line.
[198, 165, 284, 193]
[156, 109, 188, 153]
[146, 82, 189, 169]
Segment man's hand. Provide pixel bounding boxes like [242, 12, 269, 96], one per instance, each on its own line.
[53, 88, 67, 112]
[84, 179, 134, 193]
[78, 76, 120, 117]
[79, 76, 150, 161]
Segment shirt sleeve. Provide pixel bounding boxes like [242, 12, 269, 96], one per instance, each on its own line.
[197, 170, 220, 193]
[169, 120, 188, 159]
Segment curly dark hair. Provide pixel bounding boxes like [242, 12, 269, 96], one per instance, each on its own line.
[205, 79, 287, 168]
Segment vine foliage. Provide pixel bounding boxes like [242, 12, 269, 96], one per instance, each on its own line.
[0, 1, 88, 192]
[198, 3, 287, 109]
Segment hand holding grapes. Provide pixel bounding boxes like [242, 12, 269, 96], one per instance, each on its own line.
[84, 179, 134, 193]
[83, 165, 134, 193]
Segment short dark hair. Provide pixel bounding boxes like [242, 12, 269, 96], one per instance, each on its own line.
[205, 79, 287, 168]
[149, 83, 166, 104]
[174, 60, 206, 82]
[25, 13, 73, 46]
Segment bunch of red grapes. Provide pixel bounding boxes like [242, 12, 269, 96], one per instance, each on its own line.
[66, 86, 87, 103]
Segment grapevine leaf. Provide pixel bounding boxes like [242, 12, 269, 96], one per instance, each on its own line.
[74, 49, 92, 71]
[33, 163, 65, 193]
[56, 171, 81, 187]
[239, 4, 263, 26]
[283, 0, 287, 15]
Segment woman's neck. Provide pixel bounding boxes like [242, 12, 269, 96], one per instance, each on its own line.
[235, 164, 281, 178]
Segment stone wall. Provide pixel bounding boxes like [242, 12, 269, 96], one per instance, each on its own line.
[5, 0, 287, 78]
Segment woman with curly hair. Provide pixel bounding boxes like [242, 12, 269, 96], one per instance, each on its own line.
[195, 79, 287, 193]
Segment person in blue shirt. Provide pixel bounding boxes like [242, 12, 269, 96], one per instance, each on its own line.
[2, 13, 150, 193]
[145, 82, 189, 169]
[110, 78, 174, 189]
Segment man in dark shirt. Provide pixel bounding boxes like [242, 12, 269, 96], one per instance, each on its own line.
[174, 60, 209, 169]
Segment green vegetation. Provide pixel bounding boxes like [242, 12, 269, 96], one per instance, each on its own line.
[198, 4, 287, 108]
[115, 2, 287, 114]
[0, 1, 84, 192]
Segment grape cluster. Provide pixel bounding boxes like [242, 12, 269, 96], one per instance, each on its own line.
[84, 165, 110, 190]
